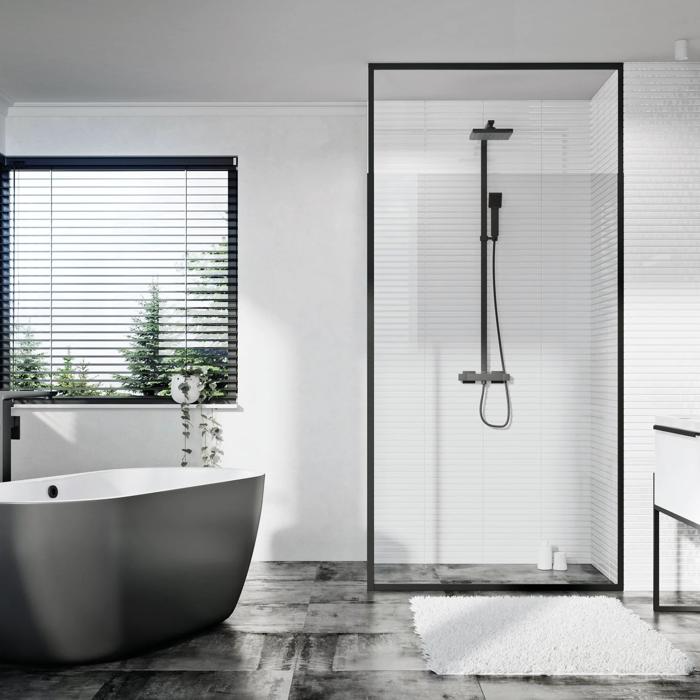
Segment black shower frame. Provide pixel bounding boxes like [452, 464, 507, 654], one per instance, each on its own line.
[367, 62, 624, 592]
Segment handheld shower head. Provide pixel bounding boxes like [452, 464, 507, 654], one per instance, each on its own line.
[470, 120, 513, 141]
[488, 192, 503, 209]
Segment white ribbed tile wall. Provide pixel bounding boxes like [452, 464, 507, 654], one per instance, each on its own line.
[374, 99, 608, 568]
[590, 73, 620, 583]
[624, 62, 700, 590]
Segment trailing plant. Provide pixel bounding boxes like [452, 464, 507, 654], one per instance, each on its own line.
[170, 362, 224, 468]
[198, 402, 223, 468]
[160, 347, 227, 398]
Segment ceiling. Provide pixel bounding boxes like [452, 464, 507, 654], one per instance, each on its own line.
[0, 0, 698, 103]
[375, 69, 618, 101]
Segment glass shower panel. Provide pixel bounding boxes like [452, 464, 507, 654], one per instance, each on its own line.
[370, 67, 620, 589]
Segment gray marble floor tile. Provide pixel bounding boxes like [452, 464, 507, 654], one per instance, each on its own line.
[310, 581, 374, 604]
[633, 611, 700, 636]
[687, 652, 700, 668]
[316, 562, 367, 582]
[479, 676, 700, 700]
[4, 566, 700, 700]
[258, 634, 303, 671]
[0, 659, 124, 674]
[332, 633, 426, 671]
[610, 600, 700, 640]
[94, 670, 293, 699]
[310, 580, 443, 604]
[304, 602, 413, 634]
[659, 632, 700, 653]
[658, 592, 700, 607]
[289, 671, 484, 700]
[436, 562, 610, 585]
[248, 561, 319, 581]
[374, 563, 441, 585]
[296, 634, 339, 673]
[116, 627, 265, 671]
[224, 604, 308, 633]
[0, 671, 110, 700]
[239, 579, 313, 605]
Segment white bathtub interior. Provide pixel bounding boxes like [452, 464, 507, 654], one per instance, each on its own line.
[0, 468, 263, 503]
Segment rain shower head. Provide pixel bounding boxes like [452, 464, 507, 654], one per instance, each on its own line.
[470, 120, 513, 141]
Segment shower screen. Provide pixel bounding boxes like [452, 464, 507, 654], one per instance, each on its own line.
[368, 64, 622, 591]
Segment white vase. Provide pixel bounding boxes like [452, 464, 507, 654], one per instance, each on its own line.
[553, 551, 568, 571]
[170, 374, 202, 405]
[537, 541, 553, 570]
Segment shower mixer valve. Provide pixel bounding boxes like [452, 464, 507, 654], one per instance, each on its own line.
[458, 370, 511, 384]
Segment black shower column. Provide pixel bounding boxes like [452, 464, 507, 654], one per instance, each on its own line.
[480, 139, 488, 376]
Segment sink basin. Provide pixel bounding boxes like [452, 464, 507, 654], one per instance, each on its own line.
[654, 415, 700, 525]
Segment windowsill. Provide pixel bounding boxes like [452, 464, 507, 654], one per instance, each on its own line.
[12, 402, 242, 412]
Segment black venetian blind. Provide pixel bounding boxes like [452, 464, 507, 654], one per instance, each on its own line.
[0, 156, 237, 401]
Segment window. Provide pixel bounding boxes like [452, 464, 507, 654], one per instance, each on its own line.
[0, 156, 237, 402]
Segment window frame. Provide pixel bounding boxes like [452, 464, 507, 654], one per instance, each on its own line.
[0, 155, 238, 404]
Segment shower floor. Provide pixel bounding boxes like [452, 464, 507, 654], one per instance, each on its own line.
[373, 563, 614, 587]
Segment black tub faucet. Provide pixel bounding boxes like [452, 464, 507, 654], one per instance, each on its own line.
[0, 390, 57, 482]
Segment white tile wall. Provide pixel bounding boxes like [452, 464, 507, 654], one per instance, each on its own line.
[624, 62, 700, 590]
[590, 73, 620, 583]
[373, 98, 617, 572]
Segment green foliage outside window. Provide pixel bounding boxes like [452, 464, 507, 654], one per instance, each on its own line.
[113, 284, 169, 397]
[11, 327, 48, 390]
[9, 238, 230, 400]
[55, 352, 103, 397]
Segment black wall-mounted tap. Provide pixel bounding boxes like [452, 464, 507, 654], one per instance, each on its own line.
[0, 390, 57, 482]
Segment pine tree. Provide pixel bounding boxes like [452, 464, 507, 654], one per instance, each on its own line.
[55, 354, 75, 394]
[55, 352, 101, 396]
[74, 359, 102, 397]
[176, 238, 229, 396]
[115, 284, 167, 396]
[11, 327, 48, 390]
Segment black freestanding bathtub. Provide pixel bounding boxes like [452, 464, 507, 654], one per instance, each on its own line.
[0, 467, 264, 664]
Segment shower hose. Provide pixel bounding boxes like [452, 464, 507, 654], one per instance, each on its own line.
[479, 239, 512, 429]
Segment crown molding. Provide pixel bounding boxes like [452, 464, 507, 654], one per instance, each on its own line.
[623, 60, 700, 69]
[7, 101, 367, 118]
[0, 89, 12, 117]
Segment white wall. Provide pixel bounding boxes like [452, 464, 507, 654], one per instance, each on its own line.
[5, 104, 367, 561]
[0, 94, 7, 152]
[590, 73, 619, 582]
[624, 63, 700, 590]
[372, 99, 603, 569]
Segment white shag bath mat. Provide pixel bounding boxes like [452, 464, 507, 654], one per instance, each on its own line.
[410, 595, 693, 676]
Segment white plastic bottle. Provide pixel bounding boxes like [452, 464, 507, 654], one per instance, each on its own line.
[537, 541, 553, 570]
[553, 551, 568, 571]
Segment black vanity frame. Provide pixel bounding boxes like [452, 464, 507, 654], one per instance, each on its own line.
[652, 426, 700, 612]
[0, 155, 238, 404]
[367, 62, 624, 592]
[653, 504, 700, 612]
